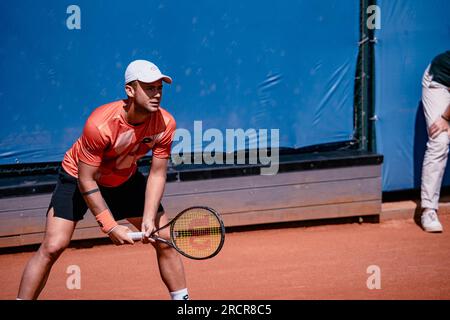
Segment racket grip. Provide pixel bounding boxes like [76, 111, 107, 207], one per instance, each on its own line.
[128, 232, 144, 241]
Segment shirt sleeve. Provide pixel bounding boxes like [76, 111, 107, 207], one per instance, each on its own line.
[78, 119, 109, 166]
[152, 116, 176, 159]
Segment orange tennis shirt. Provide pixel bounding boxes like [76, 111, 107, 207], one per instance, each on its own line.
[62, 99, 176, 187]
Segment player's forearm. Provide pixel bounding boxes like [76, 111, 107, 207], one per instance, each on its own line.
[78, 178, 119, 234]
[77, 161, 109, 216]
[143, 172, 166, 221]
[78, 179, 108, 216]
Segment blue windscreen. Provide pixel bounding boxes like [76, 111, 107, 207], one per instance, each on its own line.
[0, 0, 358, 165]
[375, 0, 450, 191]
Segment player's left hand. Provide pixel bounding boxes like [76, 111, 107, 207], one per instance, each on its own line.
[429, 117, 449, 139]
[141, 218, 156, 244]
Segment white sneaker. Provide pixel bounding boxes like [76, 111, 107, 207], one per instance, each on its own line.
[421, 209, 443, 233]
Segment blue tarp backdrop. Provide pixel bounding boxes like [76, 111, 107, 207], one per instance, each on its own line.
[0, 0, 358, 165]
[375, 0, 450, 191]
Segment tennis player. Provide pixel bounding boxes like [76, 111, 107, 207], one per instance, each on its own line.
[17, 60, 189, 300]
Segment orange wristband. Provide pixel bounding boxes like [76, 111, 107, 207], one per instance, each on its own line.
[95, 209, 118, 234]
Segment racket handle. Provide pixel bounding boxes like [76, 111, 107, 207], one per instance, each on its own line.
[128, 232, 144, 241]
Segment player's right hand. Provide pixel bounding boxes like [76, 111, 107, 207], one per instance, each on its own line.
[141, 218, 157, 244]
[108, 225, 135, 245]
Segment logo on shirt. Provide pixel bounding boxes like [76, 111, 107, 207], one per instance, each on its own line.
[142, 137, 153, 144]
[141, 133, 163, 146]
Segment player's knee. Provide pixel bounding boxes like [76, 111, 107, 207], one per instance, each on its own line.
[155, 241, 177, 257]
[40, 239, 69, 261]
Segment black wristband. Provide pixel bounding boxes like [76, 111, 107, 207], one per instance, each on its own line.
[81, 188, 100, 196]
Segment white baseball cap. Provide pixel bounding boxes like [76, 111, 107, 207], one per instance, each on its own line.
[124, 60, 172, 85]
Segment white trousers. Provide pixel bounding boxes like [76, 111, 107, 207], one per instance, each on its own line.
[421, 65, 450, 210]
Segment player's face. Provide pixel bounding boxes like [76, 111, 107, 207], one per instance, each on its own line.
[134, 80, 163, 113]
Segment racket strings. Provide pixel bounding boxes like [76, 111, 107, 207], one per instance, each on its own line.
[172, 208, 223, 259]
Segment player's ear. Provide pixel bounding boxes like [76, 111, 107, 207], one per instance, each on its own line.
[125, 82, 135, 98]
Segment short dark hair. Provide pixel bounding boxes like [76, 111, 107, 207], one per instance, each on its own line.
[126, 80, 138, 88]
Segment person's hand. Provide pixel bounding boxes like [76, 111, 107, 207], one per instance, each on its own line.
[141, 218, 157, 244]
[108, 225, 134, 245]
[429, 117, 450, 139]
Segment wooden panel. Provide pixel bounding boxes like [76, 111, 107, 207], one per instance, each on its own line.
[0, 210, 141, 237]
[163, 177, 381, 215]
[0, 223, 136, 248]
[0, 201, 379, 248]
[0, 165, 380, 212]
[0, 194, 51, 212]
[165, 165, 381, 196]
[0, 198, 381, 244]
[0, 176, 381, 237]
[0, 164, 382, 248]
[223, 200, 380, 226]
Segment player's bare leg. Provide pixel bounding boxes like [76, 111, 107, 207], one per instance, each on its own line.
[127, 214, 187, 293]
[17, 207, 76, 299]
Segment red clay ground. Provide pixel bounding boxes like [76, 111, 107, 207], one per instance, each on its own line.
[1, 215, 450, 300]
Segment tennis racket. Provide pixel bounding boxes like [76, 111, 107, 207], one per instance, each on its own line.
[128, 206, 225, 260]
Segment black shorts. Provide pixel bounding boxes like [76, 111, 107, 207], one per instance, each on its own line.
[48, 168, 164, 222]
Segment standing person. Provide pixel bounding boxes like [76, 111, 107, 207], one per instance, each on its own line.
[421, 50, 450, 233]
[17, 60, 189, 300]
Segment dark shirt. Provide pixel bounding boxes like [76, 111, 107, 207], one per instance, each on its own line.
[429, 50, 450, 87]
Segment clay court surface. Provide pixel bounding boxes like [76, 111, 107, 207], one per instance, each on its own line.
[1, 215, 450, 300]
